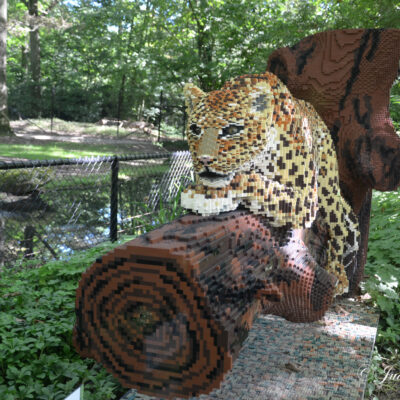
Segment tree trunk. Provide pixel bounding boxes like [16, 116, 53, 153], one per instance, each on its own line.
[28, 0, 41, 117]
[21, 45, 28, 73]
[188, 0, 215, 91]
[0, 0, 13, 136]
[197, 30, 214, 91]
[23, 225, 35, 259]
[116, 18, 135, 125]
[116, 73, 125, 136]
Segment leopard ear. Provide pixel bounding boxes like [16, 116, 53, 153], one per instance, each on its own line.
[184, 83, 205, 114]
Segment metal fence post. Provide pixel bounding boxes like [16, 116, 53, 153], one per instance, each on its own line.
[110, 156, 119, 242]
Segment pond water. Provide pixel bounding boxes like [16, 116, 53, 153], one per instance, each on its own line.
[0, 175, 161, 267]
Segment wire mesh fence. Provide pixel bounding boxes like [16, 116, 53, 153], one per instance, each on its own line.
[0, 152, 194, 270]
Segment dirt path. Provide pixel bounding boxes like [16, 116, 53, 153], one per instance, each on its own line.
[4, 120, 170, 157]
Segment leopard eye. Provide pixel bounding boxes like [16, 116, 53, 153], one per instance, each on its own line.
[189, 123, 202, 136]
[221, 124, 244, 138]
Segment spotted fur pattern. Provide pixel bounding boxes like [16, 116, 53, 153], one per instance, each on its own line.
[181, 73, 359, 295]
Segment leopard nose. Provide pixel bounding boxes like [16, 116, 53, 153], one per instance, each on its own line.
[199, 155, 213, 166]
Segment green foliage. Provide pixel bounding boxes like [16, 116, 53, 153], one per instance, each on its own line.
[161, 140, 189, 152]
[7, 1, 400, 127]
[0, 240, 132, 400]
[390, 79, 400, 132]
[0, 142, 124, 160]
[159, 122, 182, 138]
[0, 169, 54, 195]
[362, 188, 400, 398]
[150, 182, 189, 228]
[119, 178, 189, 236]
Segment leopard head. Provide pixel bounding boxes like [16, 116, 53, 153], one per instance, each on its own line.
[183, 74, 288, 188]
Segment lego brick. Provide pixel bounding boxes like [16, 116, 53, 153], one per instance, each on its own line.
[74, 210, 336, 399]
[267, 28, 400, 293]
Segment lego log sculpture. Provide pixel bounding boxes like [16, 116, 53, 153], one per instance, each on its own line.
[267, 28, 400, 294]
[74, 210, 336, 399]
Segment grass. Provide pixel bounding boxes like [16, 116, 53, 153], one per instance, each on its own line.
[0, 142, 130, 160]
[38, 164, 170, 190]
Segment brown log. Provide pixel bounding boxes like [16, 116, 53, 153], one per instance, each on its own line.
[74, 210, 336, 399]
[267, 28, 400, 294]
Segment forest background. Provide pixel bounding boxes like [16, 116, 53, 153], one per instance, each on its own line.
[3, 0, 400, 136]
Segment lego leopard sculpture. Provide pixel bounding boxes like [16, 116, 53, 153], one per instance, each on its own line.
[181, 73, 359, 295]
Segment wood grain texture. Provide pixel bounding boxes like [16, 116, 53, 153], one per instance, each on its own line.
[74, 210, 336, 399]
[267, 28, 400, 294]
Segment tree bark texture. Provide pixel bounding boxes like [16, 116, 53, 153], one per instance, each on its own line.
[74, 210, 336, 399]
[188, 0, 214, 92]
[28, 0, 41, 117]
[0, 0, 12, 136]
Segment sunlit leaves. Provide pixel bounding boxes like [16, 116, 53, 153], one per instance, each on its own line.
[6, 1, 400, 123]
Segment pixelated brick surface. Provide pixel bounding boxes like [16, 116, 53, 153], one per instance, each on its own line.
[121, 298, 378, 400]
[182, 73, 360, 297]
[267, 28, 400, 294]
[74, 210, 340, 398]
